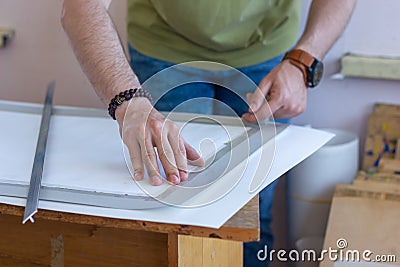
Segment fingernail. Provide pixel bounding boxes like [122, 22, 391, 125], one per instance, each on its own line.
[151, 175, 162, 186]
[134, 172, 143, 181]
[179, 170, 188, 181]
[169, 174, 180, 185]
[199, 158, 205, 167]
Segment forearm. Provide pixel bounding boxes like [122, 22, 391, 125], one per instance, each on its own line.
[295, 0, 356, 60]
[61, 0, 140, 105]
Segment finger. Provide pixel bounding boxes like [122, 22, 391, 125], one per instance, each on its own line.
[273, 102, 306, 119]
[243, 103, 272, 123]
[246, 93, 253, 113]
[169, 134, 188, 181]
[273, 109, 294, 119]
[264, 94, 283, 117]
[152, 120, 180, 185]
[142, 134, 162, 186]
[247, 87, 265, 113]
[185, 141, 205, 167]
[246, 92, 252, 103]
[248, 76, 273, 112]
[128, 140, 144, 181]
[243, 92, 282, 123]
[157, 142, 180, 185]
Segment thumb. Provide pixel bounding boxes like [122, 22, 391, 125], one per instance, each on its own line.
[185, 142, 205, 167]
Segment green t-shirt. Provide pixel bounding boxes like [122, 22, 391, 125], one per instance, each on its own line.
[127, 0, 300, 68]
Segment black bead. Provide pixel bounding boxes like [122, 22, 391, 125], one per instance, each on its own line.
[108, 88, 152, 120]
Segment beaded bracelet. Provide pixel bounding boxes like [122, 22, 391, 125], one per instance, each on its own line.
[108, 88, 153, 120]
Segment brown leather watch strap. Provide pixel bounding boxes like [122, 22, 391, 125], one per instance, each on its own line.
[283, 49, 315, 67]
[282, 49, 316, 87]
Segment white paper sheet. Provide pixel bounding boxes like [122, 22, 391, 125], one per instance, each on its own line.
[0, 110, 247, 195]
[0, 104, 334, 228]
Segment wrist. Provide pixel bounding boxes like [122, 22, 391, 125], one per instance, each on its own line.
[109, 87, 153, 121]
[114, 100, 128, 125]
[282, 49, 324, 88]
[115, 97, 152, 125]
[293, 44, 323, 61]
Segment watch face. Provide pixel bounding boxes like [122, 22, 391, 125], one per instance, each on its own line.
[311, 61, 324, 87]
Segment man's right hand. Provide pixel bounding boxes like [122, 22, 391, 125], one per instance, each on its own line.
[116, 98, 204, 186]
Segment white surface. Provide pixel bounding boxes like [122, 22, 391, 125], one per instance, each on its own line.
[0, 108, 334, 228]
[287, 129, 359, 200]
[0, 110, 247, 196]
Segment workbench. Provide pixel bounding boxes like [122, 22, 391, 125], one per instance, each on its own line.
[0, 99, 333, 266]
[0, 197, 259, 266]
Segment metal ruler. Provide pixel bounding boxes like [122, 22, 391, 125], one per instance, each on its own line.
[22, 82, 55, 224]
[156, 121, 287, 206]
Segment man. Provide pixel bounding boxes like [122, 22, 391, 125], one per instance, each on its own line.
[61, 0, 355, 265]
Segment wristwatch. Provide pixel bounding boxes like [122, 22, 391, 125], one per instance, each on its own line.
[282, 49, 324, 88]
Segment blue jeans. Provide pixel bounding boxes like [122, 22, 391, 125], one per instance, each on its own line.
[129, 45, 286, 267]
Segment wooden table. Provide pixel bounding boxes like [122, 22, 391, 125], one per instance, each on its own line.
[0, 197, 259, 266]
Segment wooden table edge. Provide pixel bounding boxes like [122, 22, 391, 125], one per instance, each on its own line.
[0, 196, 259, 242]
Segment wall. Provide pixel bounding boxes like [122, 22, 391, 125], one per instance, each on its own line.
[0, 0, 127, 108]
[1, 0, 398, 145]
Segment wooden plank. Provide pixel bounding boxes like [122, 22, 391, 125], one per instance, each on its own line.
[396, 138, 400, 159]
[168, 233, 179, 267]
[354, 170, 400, 183]
[379, 158, 400, 174]
[0, 215, 51, 265]
[65, 227, 168, 267]
[362, 114, 400, 170]
[0, 196, 259, 242]
[366, 114, 400, 138]
[353, 171, 400, 194]
[374, 103, 400, 116]
[334, 183, 400, 201]
[0, 253, 47, 267]
[177, 235, 242, 267]
[178, 235, 203, 267]
[0, 212, 247, 266]
[0, 214, 168, 267]
[340, 54, 400, 80]
[321, 184, 400, 267]
[202, 238, 242, 267]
